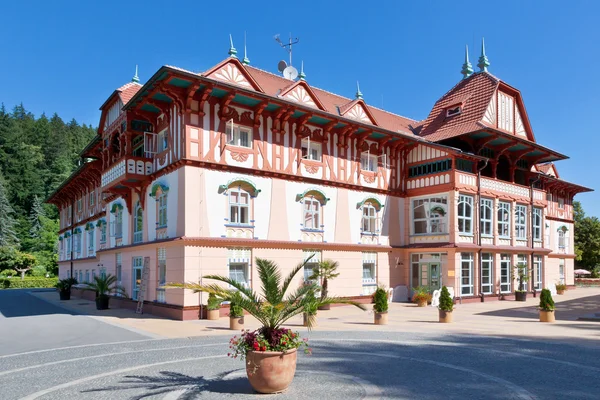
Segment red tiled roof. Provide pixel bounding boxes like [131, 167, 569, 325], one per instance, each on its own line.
[417, 72, 499, 141]
[117, 82, 142, 105]
[536, 162, 557, 177]
[243, 65, 418, 135]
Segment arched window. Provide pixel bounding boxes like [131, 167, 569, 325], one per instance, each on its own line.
[515, 205, 527, 239]
[303, 197, 320, 229]
[457, 195, 473, 234]
[229, 187, 250, 225]
[497, 202, 511, 238]
[361, 199, 383, 234]
[558, 229, 566, 249]
[133, 202, 143, 243]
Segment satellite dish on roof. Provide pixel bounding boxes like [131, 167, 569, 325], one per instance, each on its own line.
[283, 66, 298, 80]
[277, 60, 288, 73]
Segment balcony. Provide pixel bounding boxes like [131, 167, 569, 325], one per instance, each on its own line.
[456, 172, 546, 202]
[101, 156, 153, 190]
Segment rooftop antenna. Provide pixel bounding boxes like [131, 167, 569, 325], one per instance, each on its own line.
[274, 33, 299, 66]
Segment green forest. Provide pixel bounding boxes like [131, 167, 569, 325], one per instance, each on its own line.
[0, 103, 96, 278]
[0, 102, 599, 280]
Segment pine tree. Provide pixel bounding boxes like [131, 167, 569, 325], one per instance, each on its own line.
[29, 195, 45, 238]
[0, 171, 19, 248]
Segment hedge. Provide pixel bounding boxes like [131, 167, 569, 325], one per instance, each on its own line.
[0, 278, 58, 289]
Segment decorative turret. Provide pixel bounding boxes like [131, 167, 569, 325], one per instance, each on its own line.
[477, 38, 490, 72]
[228, 34, 238, 58]
[355, 81, 363, 99]
[461, 45, 474, 80]
[132, 65, 140, 83]
[299, 61, 306, 80]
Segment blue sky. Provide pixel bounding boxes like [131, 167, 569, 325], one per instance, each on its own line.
[1, 1, 598, 216]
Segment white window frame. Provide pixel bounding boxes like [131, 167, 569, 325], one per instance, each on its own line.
[77, 198, 82, 212]
[533, 255, 542, 291]
[498, 202, 511, 238]
[226, 124, 252, 149]
[517, 254, 528, 291]
[303, 197, 321, 230]
[133, 203, 143, 244]
[158, 193, 168, 228]
[515, 205, 527, 240]
[157, 129, 168, 153]
[361, 203, 378, 234]
[533, 208, 542, 241]
[228, 188, 250, 225]
[481, 253, 493, 294]
[89, 191, 95, 207]
[156, 248, 167, 303]
[303, 250, 321, 284]
[480, 198, 493, 237]
[412, 197, 448, 235]
[87, 229, 95, 256]
[229, 262, 249, 286]
[558, 197, 565, 209]
[74, 233, 82, 255]
[132, 256, 143, 300]
[558, 229, 566, 249]
[500, 254, 511, 293]
[360, 152, 378, 172]
[116, 253, 122, 288]
[559, 259, 565, 284]
[460, 252, 474, 295]
[100, 224, 107, 243]
[458, 195, 473, 235]
[114, 209, 123, 238]
[301, 138, 322, 161]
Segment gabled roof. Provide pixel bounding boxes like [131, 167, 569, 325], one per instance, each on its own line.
[278, 80, 326, 111]
[536, 162, 559, 178]
[418, 72, 499, 141]
[338, 99, 378, 126]
[99, 82, 142, 110]
[203, 58, 263, 92]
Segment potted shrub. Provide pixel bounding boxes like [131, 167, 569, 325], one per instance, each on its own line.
[84, 274, 127, 310]
[412, 286, 432, 307]
[513, 264, 530, 302]
[229, 295, 244, 330]
[167, 257, 366, 394]
[303, 289, 319, 327]
[539, 288, 556, 322]
[308, 259, 340, 310]
[373, 286, 388, 325]
[55, 277, 78, 300]
[438, 286, 454, 323]
[207, 293, 222, 320]
[555, 283, 567, 295]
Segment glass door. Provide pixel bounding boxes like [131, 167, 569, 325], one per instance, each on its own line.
[429, 263, 441, 291]
[132, 257, 143, 300]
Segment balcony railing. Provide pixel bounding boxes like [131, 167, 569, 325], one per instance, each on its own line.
[101, 156, 153, 188]
[456, 172, 539, 200]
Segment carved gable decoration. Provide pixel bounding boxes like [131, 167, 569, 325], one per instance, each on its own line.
[340, 100, 378, 126]
[491, 87, 535, 142]
[279, 81, 325, 110]
[482, 93, 496, 126]
[204, 59, 262, 92]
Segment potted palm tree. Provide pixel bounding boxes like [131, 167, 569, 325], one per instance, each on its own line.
[167, 257, 366, 394]
[55, 277, 78, 300]
[303, 288, 319, 327]
[229, 294, 244, 330]
[438, 286, 454, 323]
[207, 293, 222, 320]
[513, 264, 530, 302]
[308, 259, 340, 310]
[84, 274, 127, 310]
[539, 288, 556, 322]
[412, 286, 432, 307]
[373, 286, 388, 325]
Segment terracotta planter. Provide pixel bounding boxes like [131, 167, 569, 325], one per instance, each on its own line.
[303, 313, 317, 327]
[417, 299, 428, 307]
[207, 309, 220, 320]
[95, 295, 109, 310]
[540, 310, 556, 323]
[230, 316, 244, 330]
[515, 291, 527, 302]
[246, 349, 297, 394]
[439, 309, 453, 323]
[374, 311, 388, 325]
[557, 289, 565, 295]
[59, 289, 71, 301]
[317, 304, 331, 311]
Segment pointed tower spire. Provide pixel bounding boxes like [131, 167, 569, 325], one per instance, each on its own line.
[242, 32, 250, 65]
[461, 45, 474, 79]
[228, 34, 237, 58]
[477, 37, 490, 72]
[355, 81, 363, 99]
[299, 61, 306, 80]
[132, 65, 140, 83]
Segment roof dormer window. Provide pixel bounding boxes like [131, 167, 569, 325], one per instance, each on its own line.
[446, 106, 462, 117]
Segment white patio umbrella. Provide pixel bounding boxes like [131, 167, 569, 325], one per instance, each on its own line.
[574, 269, 591, 275]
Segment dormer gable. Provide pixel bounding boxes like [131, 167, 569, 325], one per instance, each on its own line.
[279, 80, 325, 110]
[536, 163, 560, 178]
[203, 58, 263, 92]
[98, 82, 141, 135]
[339, 99, 378, 126]
[481, 83, 536, 142]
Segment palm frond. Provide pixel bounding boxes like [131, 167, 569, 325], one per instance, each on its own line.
[318, 296, 368, 311]
[255, 258, 282, 304]
[280, 260, 310, 302]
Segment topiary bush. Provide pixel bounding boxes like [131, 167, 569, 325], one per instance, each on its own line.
[373, 286, 388, 313]
[0, 277, 59, 289]
[438, 286, 454, 312]
[539, 288, 555, 311]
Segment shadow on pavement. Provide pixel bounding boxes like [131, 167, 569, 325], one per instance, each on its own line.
[0, 289, 75, 318]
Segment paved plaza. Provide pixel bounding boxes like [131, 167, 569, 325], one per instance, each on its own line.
[1, 288, 599, 399]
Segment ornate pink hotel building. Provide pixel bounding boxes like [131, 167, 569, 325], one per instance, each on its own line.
[48, 41, 591, 319]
